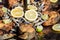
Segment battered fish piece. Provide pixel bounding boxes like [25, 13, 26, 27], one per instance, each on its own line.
[43, 11, 60, 26]
[3, 33, 16, 39]
[42, 0, 51, 11]
[0, 8, 5, 17]
[0, 30, 4, 35]
[0, 20, 14, 32]
[8, 0, 18, 8]
[20, 23, 33, 32]
[4, 22, 14, 32]
[19, 23, 35, 39]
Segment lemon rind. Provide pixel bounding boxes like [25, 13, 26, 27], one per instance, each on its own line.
[25, 10, 38, 21]
[52, 24, 60, 32]
[11, 6, 24, 18]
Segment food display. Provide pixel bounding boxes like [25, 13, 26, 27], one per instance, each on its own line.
[0, 0, 60, 40]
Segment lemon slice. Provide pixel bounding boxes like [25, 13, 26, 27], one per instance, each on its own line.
[25, 10, 38, 22]
[27, 5, 37, 10]
[41, 14, 49, 20]
[52, 24, 60, 32]
[11, 6, 24, 18]
[3, 19, 11, 24]
[50, 0, 58, 3]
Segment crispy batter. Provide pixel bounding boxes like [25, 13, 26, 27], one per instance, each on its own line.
[0, 20, 14, 35]
[20, 23, 33, 32]
[0, 20, 3, 23]
[42, 0, 51, 11]
[4, 22, 14, 32]
[0, 30, 3, 35]
[43, 11, 60, 26]
[0, 20, 14, 32]
[42, 11, 49, 14]
[30, 0, 34, 3]
[0, 8, 4, 17]
[8, 0, 18, 8]
[0, 23, 4, 29]
[19, 23, 35, 39]
[19, 32, 28, 39]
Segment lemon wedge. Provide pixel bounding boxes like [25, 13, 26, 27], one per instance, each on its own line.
[52, 24, 60, 32]
[50, 0, 58, 3]
[27, 5, 37, 10]
[25, 10, 38, 22]
[3, 19, 11, 24]
[41, 14, 49, 20]
[36, 25, 43, 32]
[11, 6, 24, 18]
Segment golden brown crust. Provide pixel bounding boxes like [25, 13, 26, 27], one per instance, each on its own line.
[4, 22, 14, 32]
[42, 0, 51, 11]
[0, 30, 3, 35]
[19, 23, 35, 39]
[43, 11, 59, 26]
[8, 0, 18, 8]
[20, 23, 34, 32]
[0, 23, 4, 29]
[0, 8, 5, 17]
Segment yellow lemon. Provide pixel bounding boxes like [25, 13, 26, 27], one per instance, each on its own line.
[25, 10, 38, 22]
[2, 7, 7, 13]
[41, 14, 49, 20]
[27, 5, 37, 10]
[52, 24, 60, 32]
[11, 6, 24, 18]
[3, 19, 11, 24]
[50, 0, 58, 3]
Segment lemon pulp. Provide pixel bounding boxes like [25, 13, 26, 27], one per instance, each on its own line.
[2, 7, 7, 13]
[11, 7, 24, 18]
[41, 14, 49, 20]
[25, 10, 38, 21]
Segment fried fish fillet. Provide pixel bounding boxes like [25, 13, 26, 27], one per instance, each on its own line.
[43, 11, 60, 26]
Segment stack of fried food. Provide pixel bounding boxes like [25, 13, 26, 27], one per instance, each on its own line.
[19, 23, 35, 39]
[0, 6, 15, 39]
[0, 20, 14, 33]
[0, 19, 16, 39]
